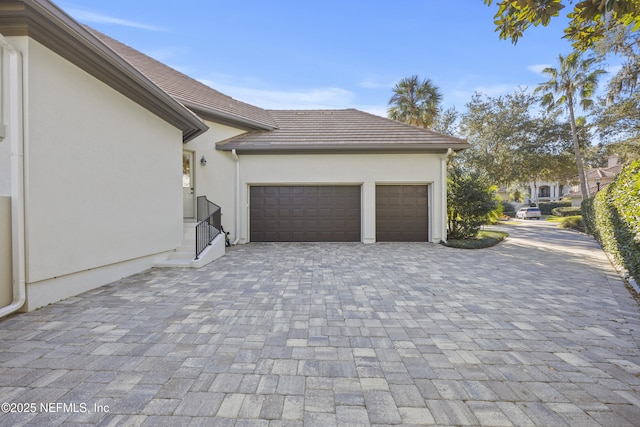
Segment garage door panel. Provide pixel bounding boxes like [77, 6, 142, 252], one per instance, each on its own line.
[263, 187, 278, 194]
[376, 185, 428, 242]
[317, 219, 332, 228]
[251, 186, 361, 242]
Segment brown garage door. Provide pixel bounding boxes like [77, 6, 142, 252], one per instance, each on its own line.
[250, 186, 361, 242]
[376, 185, 429, 242]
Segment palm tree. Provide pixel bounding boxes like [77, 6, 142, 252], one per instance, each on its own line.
[534, 52, 606, 201]
[388, 75, 442, 128]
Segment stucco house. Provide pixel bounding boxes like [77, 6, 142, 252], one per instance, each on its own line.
[568, 155, 623, 206]
[496, 181, 571, 204]
[0, 0, 468, 315]
[524, 180, 572, 204]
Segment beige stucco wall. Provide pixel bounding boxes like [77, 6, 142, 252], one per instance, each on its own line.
[236, 153, 446, 243]
[0, 43, 9, 197]
[0, 45, 11, 306]
[0, 197, 12, 307]
[15, 37, 183, 309]
[140, 112, 450, 247]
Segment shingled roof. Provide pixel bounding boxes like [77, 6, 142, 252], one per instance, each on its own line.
[84, 28, 469, 153]
[87, 28, 277, 131]
[216, 109, 470, 153]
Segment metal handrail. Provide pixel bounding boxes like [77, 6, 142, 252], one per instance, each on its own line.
[195, 196, 221, 259]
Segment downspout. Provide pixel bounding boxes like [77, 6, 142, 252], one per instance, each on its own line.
[231, 149, 240, 245]
[0, 35, 26, 318]
[440, 148, 453, 243]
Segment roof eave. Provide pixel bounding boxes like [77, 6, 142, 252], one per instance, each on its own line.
[216, 143, 470, 154]
[178, 99, 276, 131]
[0, 0, 208, 142]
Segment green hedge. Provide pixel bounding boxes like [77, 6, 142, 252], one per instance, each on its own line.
[582, 159, 640, 281]
[538, 201, 571, 215]
[559, 215, 584, 232]
[551, 206, 582, 217]
[501, 201, 516, 217]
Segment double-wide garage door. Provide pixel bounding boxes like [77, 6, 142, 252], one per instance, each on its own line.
[250, 185, 429, 242]
[250, 186, 361, 242]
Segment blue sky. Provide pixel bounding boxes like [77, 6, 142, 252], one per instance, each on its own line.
[57, 0, 616, 117]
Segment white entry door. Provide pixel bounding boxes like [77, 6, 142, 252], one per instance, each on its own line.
[183, 152, 195, 218]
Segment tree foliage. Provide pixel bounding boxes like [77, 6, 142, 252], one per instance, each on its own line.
[593, 95, 640, 163]
[592, 25, 640, 163]
[431, 107, 460, 137]
[447, 165, 500, 240]
[458, 89, 575, 187]
[388, 75, 443, 128]
[535, 51, 606, 200]
[484, 0, 640, 50]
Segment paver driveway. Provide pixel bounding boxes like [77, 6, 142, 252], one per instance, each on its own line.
[0, 221, 639, 426]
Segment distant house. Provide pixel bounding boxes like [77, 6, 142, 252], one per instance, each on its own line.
[515, 156, 623, 207]
[525, 180, 572, 205]
[0, 0, 468, 314]
[569, 155, 623, 206]
[496, 181, 571, 205]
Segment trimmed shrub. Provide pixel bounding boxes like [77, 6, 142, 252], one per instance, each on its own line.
[582, 160, 640, 280]
[538, 201, 571, 215]
[444, 230, 508, 249]
[551, 206, 581, 217]
[501, 201, 516, 217]
[582, 197, 596, 235]
[559, 215, 584, 232]
[511, 190, 523, 203]
[447, 166, 499, 240]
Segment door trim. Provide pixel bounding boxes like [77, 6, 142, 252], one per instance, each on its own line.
[182, 151, 196, 219]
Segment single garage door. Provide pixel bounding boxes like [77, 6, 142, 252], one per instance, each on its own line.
[250, 186, 361, 242]
[376, 185, 429, 242]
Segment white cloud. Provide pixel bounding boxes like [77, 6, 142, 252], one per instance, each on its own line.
[198, 77, 356, 110]
[68, 9, 163, 31]
[355, 105, 388, 117]
[528, 64, 552, 74]
[359, 77, 394, 89]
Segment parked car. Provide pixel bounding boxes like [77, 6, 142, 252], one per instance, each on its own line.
[516, 207, 542, 220]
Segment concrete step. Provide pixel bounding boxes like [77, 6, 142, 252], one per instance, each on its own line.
[153, 220, 214, 268]
[153, 258, 192, 268]
[175, 245, 194, 253]
[168, 250, 194, 259]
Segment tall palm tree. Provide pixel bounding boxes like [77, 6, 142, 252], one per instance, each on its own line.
[534, 52, 606, 201]
[388, 75, 442, 128]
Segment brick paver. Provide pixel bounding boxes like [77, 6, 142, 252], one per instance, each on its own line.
[0, 221, 639, 426]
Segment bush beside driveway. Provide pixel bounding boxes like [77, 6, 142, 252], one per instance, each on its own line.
[583, 159, 640, 286]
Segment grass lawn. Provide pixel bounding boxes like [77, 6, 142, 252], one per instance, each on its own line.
[443, 230, 509, 249]
[545, 216, 564, 223]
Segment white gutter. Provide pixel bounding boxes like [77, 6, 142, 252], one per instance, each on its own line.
[440, 148, 454, 243]
[231, 149, 240, 245]
[0, 35, 26, 318]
